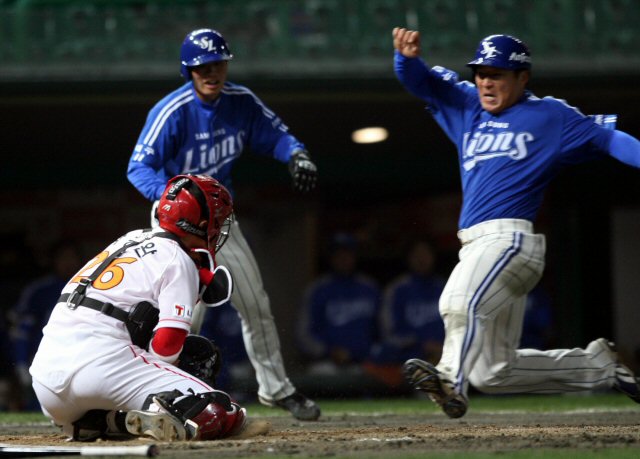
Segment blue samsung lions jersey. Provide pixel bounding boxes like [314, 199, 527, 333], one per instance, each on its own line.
[394, 53, 615, 229]
[128, 81, 306, 201]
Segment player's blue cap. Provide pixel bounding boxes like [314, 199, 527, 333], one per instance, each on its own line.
[180, 29, 233, 80]
[467, 34, 531, 70]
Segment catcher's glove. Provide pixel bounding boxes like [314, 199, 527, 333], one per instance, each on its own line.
[177, 335, 222, 386]
[288, 149, 317, 192]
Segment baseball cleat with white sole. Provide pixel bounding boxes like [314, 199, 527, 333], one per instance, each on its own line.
[403, 358, 468, 419]
[125, 410, 187, 441]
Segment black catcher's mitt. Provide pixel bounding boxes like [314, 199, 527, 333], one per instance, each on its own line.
[177, 334, 222, 386]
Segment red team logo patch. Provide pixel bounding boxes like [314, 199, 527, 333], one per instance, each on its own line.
[173, 304, 193, 320]
[174, 304, 186, 317]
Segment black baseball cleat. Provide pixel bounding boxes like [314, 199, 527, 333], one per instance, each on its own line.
[403, 358, 468, 419]
[259, 392, 321, 421]
[597, 338, 640, 403]
[614, 364, 640, 403]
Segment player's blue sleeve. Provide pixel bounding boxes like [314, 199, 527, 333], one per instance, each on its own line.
[242, 90, 306, 163]
[394, 51, 475, 144]
[554, 99, 615, 155]
[127, 103, 182, 201]
[394, 51, 432, 99]
[394, 51, 471, 108]
[607, 130, 640, 168]
[127, 163, 168, 201]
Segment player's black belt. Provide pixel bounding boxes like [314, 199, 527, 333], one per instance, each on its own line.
[58, 293, 129, 323]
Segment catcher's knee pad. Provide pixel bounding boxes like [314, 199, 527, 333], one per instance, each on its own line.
[144, 389, 245, 440]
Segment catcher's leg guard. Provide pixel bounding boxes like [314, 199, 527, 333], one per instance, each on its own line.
[144, 389, 246, 440]
[71, 408, 186, 442]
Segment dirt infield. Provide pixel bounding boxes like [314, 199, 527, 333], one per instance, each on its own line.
[2, 409, 640, 457]
[0, 410, 640, 459]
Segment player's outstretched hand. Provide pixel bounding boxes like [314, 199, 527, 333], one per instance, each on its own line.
[393, 27, 421, 58]
[288, 150, 317, 193]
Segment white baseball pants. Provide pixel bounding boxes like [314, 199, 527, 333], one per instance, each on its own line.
[32, 344, 213, 437]
[437, 219, 616, 397]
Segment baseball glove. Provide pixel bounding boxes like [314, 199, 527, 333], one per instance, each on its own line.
[177, 335, 222, 386]
[288, 149, 317, 192]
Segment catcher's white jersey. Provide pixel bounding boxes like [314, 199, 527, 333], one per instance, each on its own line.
[29, 228, 213, 435]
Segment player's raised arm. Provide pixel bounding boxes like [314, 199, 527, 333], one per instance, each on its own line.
[392, 27, 462, 106]
[393, 27, 421, 58]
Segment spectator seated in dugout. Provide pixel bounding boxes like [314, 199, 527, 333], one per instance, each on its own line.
[372, 239, 446, 366]
[296, 232, 382, 377]
[364, 239, 446, 390]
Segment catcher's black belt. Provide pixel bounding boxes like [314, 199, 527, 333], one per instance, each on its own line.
[58, 293, 129, 322]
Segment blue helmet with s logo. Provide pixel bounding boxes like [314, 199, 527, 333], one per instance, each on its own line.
[180, 29, 233, 80]
[467, 34, 531, 70]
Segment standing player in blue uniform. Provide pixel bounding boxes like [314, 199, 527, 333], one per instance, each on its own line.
[127, 29, 320, 421]
[393, 28, 640, 418]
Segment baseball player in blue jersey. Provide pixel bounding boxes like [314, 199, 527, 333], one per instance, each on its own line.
[127, 28, 320, 421]
[393, 28, 640, 418]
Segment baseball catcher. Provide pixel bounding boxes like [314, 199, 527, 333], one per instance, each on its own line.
[29, 174, 255, 441]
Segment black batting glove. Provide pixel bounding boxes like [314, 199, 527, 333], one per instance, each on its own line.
[288, 149, 317, 192]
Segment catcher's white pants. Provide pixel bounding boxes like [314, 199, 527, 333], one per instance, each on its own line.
[192, 219, 295, 402]
[32, 343, 213, 438]
[437, 219, 617, 397]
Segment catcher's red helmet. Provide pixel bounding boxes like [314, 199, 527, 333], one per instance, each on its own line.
[157, 174, 233, 253]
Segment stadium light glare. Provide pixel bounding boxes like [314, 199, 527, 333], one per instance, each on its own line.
[351, 127, 389, 144]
